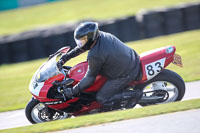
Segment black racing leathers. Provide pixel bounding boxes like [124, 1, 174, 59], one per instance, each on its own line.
[60, 31, 140, 109]
[71, 31, 140, 96]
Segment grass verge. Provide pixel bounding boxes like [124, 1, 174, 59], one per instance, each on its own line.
[0, 29, 200, 112]
[0, 0, 198, 35]
[1, 98, 200, 133]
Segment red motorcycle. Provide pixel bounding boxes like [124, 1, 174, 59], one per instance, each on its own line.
[25, 45, 185, 124]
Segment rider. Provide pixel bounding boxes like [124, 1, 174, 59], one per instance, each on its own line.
[57, 22, 143, 111]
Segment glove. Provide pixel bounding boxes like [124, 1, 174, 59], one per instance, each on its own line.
[63, 88, 74, 99]
[63, 85, 81, 99]
[57, 59, 65, 70]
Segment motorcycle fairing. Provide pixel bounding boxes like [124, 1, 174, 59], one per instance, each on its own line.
[68, 62, 107, 92]
[29, 45, 176, 113]
[139, 45, 175, 81]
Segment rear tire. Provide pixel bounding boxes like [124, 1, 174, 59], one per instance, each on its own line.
[135, 69, 185, 106]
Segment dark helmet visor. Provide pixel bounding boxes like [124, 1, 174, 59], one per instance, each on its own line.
[74, 36, 87, 48]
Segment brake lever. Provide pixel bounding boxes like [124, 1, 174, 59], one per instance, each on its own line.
[57, 86, 67, 101]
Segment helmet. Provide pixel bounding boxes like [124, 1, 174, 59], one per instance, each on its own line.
[74, 22, 99, 50]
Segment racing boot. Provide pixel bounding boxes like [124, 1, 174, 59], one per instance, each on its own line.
[101, 90, 143, 111]
[124, 90, 143, 109]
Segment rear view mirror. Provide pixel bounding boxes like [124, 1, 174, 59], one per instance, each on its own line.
[48, 46, 71, 60]
[57, 46, 71, 54]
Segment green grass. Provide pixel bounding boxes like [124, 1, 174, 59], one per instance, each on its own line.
[1, 98, 200, 133]
[0, 29, 200, 112]
[0, 0, 198, 35]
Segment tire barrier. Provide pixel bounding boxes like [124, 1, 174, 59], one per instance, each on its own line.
[0, 43, 9, 63]
[99, 19, 119, 37]
[183, 3, 200, 30]
[115, 16, 140, 42]
[0, 23, 78, 64]
[0, 2, 200, 64]
[9, 40, 29, 63]
[99, 16, 140, 42]
[137, 9, 165, 38]
[27, 37, 46, 60]
[163, 6, 184, 35]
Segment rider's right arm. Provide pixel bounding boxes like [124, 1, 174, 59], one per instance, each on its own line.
[71, 56, 103, 95]
[60, 46, 86, 65]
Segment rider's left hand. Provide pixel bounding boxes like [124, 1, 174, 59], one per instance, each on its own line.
[63, 88, 74, 99]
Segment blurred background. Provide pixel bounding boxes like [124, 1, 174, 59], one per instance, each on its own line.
[0, 0, 200, 112]
[0, 0, 61, 11]
[0, 0, 200, 64]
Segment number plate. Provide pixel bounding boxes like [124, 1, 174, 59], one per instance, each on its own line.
[172, 54, 183, 67]
[145, 58, 166, 80]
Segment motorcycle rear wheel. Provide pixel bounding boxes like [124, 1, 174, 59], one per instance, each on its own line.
[25, 98, 68, 124]
[135, 69, 185, 106]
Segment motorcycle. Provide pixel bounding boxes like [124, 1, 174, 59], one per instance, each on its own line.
[25, 45, 185, 124]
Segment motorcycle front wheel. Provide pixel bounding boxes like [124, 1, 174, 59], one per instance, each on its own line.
[135, 69, 185, 106]
[25, 98, 68, 124]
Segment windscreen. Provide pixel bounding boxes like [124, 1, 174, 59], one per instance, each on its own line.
[36, 56, 61, 82]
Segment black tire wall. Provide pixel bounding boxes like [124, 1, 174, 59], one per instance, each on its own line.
[25, 98, 40, 124]
[0, 2, 200, 64]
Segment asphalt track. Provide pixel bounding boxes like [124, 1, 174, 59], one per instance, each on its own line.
[0, 81, 200, 130]
[55, 109, 200, 133]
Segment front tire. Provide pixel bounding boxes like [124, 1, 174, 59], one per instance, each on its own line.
[25, 98, 41, 124]
[136, 69, 185, 106]
[25, 98, 68, 124]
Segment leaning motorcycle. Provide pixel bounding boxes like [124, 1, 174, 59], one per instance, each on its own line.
[25, 45, 185, 124]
